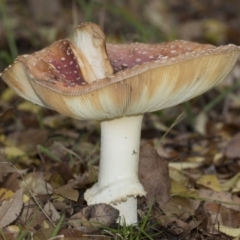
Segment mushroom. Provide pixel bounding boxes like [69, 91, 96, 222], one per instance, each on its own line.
[1, 22, 240, 225]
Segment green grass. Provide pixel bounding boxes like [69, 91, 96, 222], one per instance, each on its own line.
[50, 214, 65, 239]
[76, 0, 167, 43]
[0, 0, 18, 65]
[203, 82, 240, 113]
[102, 205, 161, 240]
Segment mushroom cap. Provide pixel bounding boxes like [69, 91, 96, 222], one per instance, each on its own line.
[1, 38, 240, 120]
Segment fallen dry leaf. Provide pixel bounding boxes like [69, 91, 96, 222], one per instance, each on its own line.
[0, 161, 16, 182]
[58, 229, 84, 239]
[6, 128, 48, 154]
[43, 201, 60, 222]
[198, 189, 240, 211]
[203, 202, 240, 234]
[17, 101, 42, 114]
[59, 228, 111, 240]
[221, 172, 240, 192]
[197, 174, 222, 192]
[1, 173, 20, 192]
[139, 144, 171, 204]
[0, 108, 14, 122]
[225, 132, 240, 159]
[1, 146, 26, 159]
[0, 188, 15, 200]
[0, 225, 19, 240]
[159, 196, 200, 221]
[171, 179, 197, 198]
[43, 114, 68, 128]
[18, 198, 36, 225]
[169, 162, 202, 170]
[156, 215, 191, 236]
[20, 173, 53, 195]
[194, 112, 208, 135]
[215, 225, 240, 238]
[169, 168, 189, 186]
[32, 219, 56, 240]
[0, 88, 16, 102]
[0, 188, 23, 228]
[54, 182, 79, 202]
[19, 198, 53, 232]
[69, 204, 119, 233]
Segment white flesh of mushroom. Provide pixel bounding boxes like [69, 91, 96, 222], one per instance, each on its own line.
[74, 23, 113, 83]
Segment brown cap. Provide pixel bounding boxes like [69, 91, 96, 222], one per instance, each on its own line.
[1, 24, 240, 120]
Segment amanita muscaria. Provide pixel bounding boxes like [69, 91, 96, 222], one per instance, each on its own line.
[1, 22, 240, 225]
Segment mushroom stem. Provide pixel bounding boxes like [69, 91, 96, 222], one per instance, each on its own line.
[84, 115, 146, 225]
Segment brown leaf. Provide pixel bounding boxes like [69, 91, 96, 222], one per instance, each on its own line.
[156, 215, 191, 236]
[51, 162, 74, 183]
[225, 132, 240, 159]
[204, 203, 240, 228]
[202, 202, 240, 235]
[58, 229, 84, 239]
[20, 173, 53, 195]
[159, 196, 200, 220]
[0, 226, 19, 240]
[69, 204, 119, 232]
[197, 174, 221, 192]
[7, 128, 48, 154]
[0, 188, 23, 227]
[0, 108, 14, 122]
[198, 189, 240, 211]
[0, 159, 16, 182]
[32, 220, 55, 240]
[43, 201, 60, 222]
[86, 204, 119, 226]
[1, 173, 20, 192]
[19, 198, 51, 230]
[168, 218, 191, 236]
[139, 144, 171, 204]
[59, 228, 111, 239]
[54, 182, 79, 202]
[19, 199, 36, 225]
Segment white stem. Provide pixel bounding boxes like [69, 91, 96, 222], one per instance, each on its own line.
[84, 115, 146, 225]
[99, 115, 143, 188]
